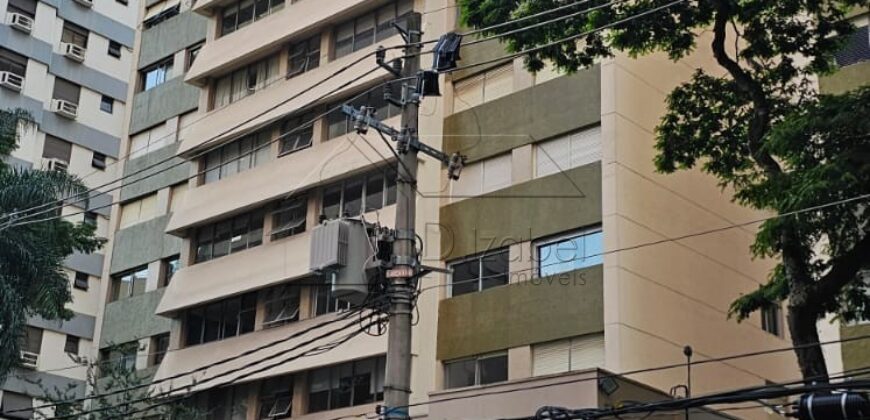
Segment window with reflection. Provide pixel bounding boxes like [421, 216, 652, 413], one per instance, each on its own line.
[262, 284, 301, 328]
[308, 356, 385, 413]
[279, 113, 314, 156]
[333, 0, 413, 58]
[288, 35, 320, 77]
[213, 55, 279, 108]
[194, 210, 264, 263]
[535, 227, 602, 277]
[449, 249, 509, 297]
[271, 196, 307, 239]
[110, 266, 149, 301]
[311, 277, 351, 317]
[184, 292, 257, 346]
[321, 170, 397, 220]
[220, 0, 284, 36]
[203, 131, 272, 184]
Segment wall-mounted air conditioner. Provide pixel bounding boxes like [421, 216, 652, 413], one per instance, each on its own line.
[51, 99, 79, 119]
[0, 71, 24, 92]
[20, 351, 39, 369]
[61, 42, 86, 63]
[43, 158, 69, 172]
[73, 0, 93, 7]
[6, 12, 33, 33]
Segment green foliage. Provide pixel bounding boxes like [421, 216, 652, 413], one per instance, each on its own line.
[0, 108, 105, 378]
[460, 0, 870, 378]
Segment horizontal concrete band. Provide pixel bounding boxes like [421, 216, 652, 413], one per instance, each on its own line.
[0, 26, 129, 101]
[110, 214, 183, 274]
[2, 155, 32, 169]
[1, 368, 86, 399]
[100, 289, 172, 348]
[0, 89, 121, 158]
[27, 311, 96, 339]
[41, 0, 135, 47]
[129, 76, 201, 135]
[137, 10, 207, 70]
[64, 251, 105, 277]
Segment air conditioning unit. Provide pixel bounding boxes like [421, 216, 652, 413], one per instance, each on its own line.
[0, 71, 24, 92]
[309, 219, 378, 305]
[73, 0, 93, 7]
[20, 351, 38, 369]
[61, 42, 86, 63]
[51, 99, 78, 119]
[6, 12, 33, 33]
[43, 158, 69, 172]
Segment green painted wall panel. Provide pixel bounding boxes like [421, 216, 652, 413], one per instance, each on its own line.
[138, 10, 207, 70]
[129, 76, 201, 135]
[819, 61, 870, 94]
[444, 67, 601, 163]
[439, 162, 602, 261]
[110, 214, 183, 274]
[120, 142, 190, 202]
[841, 323, 870, 377]
[437, 265, 604, 361]
[100, 289, 171, 349]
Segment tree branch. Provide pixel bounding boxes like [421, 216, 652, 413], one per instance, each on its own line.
[810, 232, 870, 309]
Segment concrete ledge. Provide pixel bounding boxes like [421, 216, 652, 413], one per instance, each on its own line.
[1, 368, 86, 399]
[27, 311, 96, 339]
[110, 214, 182, 273]
[64, 251, 105, 277]
[100, 289, 171, 348]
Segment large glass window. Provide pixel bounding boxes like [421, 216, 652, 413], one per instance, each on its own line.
[311, 277, 351, 317]
[141, 57, 173, 91]
[6, 0, 37, 18]
[258, 375, 293, 419]
[213, 55, 279, 108]
[0, 47, 27, 78]
[110, 266, 149, 301]
[279, 113, 314, 156]
[262, 284, 301, 328]
[444, 353, 508, 389]
[271, 196, 307, 239]
[203, 131, 272, 184]
[308, 356, 385, 413]
[194, 210, 264, 263]
[321, 170, 397, 219]
[288, 35, 320, 78]
[449, 249, 509, 297]
[326, 85, 402, 139]
[536, 227, 602, 277]
[333, 0, 412, 58]
[220, 0, 284, 36]
[150, 333, 170, 366]
[184, 293, 257, 346]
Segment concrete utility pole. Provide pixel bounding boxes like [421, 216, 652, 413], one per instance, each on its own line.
[383, 12, 421, 420]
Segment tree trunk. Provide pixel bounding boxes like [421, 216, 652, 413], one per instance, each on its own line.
[787, 303, 829, 383]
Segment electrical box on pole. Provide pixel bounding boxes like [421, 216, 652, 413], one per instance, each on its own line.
[309, 218, 378, 305]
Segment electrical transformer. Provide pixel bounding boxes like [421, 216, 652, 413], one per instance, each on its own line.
[309, 219, 377, 305]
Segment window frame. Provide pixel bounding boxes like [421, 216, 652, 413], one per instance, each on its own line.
[202, 130, 272, 184]
[448, 248, 510, 297]
[107, 40, 122, 58]
[149, 333, 170, 366]
[64, 335, 80, 355]
[212, 55, 279, 108]
[140, 57, 173, 91]
[161, 255, 180, 287]
[61, 21, 89, 49]
[73, 271, 89, 290]
[0, 47, 28, 78]
[91, 151, 107, 169]
[333, 0, 412, 59]
[287, 34, 320, 78]
[443, 352, 508, 389]
[100, 95, 114, 113]
[142, 3, 180, 29]
[278, 113, 314, 156]
[194, 209, 265, 263]
[271, 195, 308, 240]
[183, 292, 257, 346]
[320, 170, 397, 220]
[110, 265, 149, 302]
[7, 0, 37, 18]
[761, 302, 783, 337]
[219, 0, 284, 37]
[262, 283, 301, 329]
[534, 226, 603, 278]
[311, 277, 352, 317]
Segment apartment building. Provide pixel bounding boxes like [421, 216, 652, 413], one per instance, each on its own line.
[84, 1, 829, 419]
[0, 0, 137, 414]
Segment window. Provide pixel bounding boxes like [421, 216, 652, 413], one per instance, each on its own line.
[150, 333, 170, 366]
[83, 211, 98, 227]
[258, 375, 293, 419]
[312, 277, 351, 317]
[184, 293, 257, 346]
[279, 113, 314, 156]
[202, 131, 271, 184]
[288, 35, 320, 77]
[100, 95, 114, 113]
[141, 58, 173, 91]
[835, 25, 870, 67]
[220, 0, 284, 36]
[449, 249, 509, 297]
[110, 266, 148, 301]
[453, 64, 514, 112]
[162, 255, 180, 287]
[186, 43, 203, 71]
[119, 193, 158, 228]
[194, 210, 264, 263]
[262, 284, 301, 328]
[1, 391, 33, 419]
[74, 271, 89, 290]
[532, 333, 604, 376]
[535, 126, 602, 178]
[21, 326, 43, 355]
[333, 0, 412, 58]
[444, 353, 507, 389]
[326, 85, 402, 139]
[64, 335, 80, 355]
[107, 40, 122, 58]
[6, 0, 36, 18]
[449, 153, 512, 203]
[213, 55, 279, 108]
[101, 342, 138, 374]
[53, 77, 81, 105]
[143, 3, 179, 28]
[762, 302, 783, 336]
[42, 135, 73, 162]
[61, 21, 89, 49]
[321, 170, 397, 219]
[92, 151, 107, 170]
[536, 227, 602, 277]
[272, 196, 307, 239]
[0, 47, 27, 78]
[308, 356, 385, 413]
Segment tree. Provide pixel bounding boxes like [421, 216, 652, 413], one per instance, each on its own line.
[459, 0, 870, 381]
[0, 108, 103, 378]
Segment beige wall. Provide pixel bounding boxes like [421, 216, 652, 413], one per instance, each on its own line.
[601, 40, 798, 418]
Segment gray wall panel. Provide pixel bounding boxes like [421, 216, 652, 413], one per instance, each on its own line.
[1, 368, 85, 399]
[120, 142, 190, 201]
[129, 77, 200, 134]
[64, 251, 105, 277]
[110, 214, 182, 273]
[2, 155, 33, 169]
[99, 289, 171, 348]
[41, 0, 135, 47]
[138, 10, 207, 69]
[27, 311, 96, 339]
